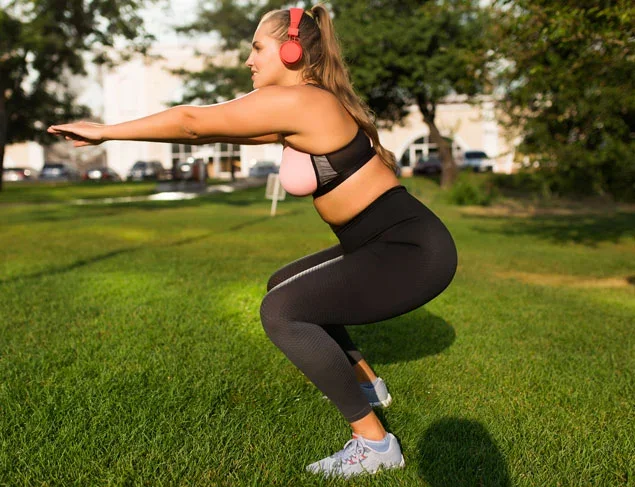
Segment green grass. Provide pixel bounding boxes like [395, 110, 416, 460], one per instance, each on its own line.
[0, 179, 238, 205]
[1, 178, 633, 486]
[0, 181, 161, 204]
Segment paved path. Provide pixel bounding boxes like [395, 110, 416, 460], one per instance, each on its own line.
[71, 178, 267, 205]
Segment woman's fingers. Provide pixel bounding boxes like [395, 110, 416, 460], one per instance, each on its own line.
[48, 122, 103, 146]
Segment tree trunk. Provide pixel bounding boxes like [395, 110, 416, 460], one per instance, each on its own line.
[0, 95, 6, 193]
[418, 99, 458, 189]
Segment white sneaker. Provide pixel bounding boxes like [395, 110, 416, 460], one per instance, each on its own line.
[306, 433, 405, 478]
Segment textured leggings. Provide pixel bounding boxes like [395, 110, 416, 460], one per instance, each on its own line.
[259, 186, 457, 422]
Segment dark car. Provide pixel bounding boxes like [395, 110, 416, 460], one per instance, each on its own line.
[462, 150, 493, 172]
[39, 162, 80, 181]
[2, 167, 37, 182]
[127, 160, 167, 181]
[83, 167, 122, 182]
[249, 160, 279, 178]
[413, 155, 442, 175]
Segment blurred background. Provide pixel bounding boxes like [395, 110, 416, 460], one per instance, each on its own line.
[1, 0, 633, 201]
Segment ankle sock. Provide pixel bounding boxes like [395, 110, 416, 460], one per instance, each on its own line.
[360, 378, 380, 390]
[361, 434, 391, 453]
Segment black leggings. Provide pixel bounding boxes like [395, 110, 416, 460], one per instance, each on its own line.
[260, 186, 457, 422]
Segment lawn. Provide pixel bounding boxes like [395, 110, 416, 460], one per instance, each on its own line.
[0, 181, 158, 204]
[1, 177, 633, 486]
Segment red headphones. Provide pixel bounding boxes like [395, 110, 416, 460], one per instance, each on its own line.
[279, 8, 304, 66]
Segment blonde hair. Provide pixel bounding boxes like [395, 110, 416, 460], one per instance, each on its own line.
[260, 5, 397, 172]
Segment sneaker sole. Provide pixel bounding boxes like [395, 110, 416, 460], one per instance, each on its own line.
[363, 455, 406, 475]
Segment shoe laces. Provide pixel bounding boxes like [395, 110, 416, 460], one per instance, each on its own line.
[333, 437, 368, 464]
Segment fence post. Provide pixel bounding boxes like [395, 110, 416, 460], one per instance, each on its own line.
[265, 173, 286, 216]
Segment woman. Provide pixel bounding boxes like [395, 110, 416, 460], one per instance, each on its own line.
[48, 5, 457, 478]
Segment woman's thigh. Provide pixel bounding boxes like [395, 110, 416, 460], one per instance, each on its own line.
[262, 240, 439, 327]
[267, 243, 344, 292]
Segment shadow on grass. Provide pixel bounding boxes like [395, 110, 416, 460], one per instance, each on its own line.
[0, 247, 142, 284]
[1, 213, 305, 283]
[417, 418, 511, 486]
[465, 211, 635, 246]
[348, 310, 455, 365]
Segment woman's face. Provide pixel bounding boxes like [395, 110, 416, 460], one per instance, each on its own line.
[246, 22, 294, 89]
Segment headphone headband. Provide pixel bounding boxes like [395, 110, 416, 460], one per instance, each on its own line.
[287, 8, 303, 38]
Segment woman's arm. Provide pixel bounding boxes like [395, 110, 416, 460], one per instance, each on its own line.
[48, 87, 300, 147]
[170, 134, 282, 146]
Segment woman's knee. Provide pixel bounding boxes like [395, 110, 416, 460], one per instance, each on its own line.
[266, 268, 289, 292]
[260, 292, 292, 341]
[266, 275, 278, 293]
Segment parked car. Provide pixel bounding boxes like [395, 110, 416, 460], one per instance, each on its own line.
[39, 162, 80, 181]
[249, 160, 279, 178]
[174, 158, 206, 181]
[127, 160, 167, 181]
[82, 167, 122, 182]
[413, 155, 442, 175]
[2, 167, 37, 181]
[462, 150, 493, 172]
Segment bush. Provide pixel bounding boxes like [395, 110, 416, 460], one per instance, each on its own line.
[446, 175, 498, 206]
[491, 171, 554, 199]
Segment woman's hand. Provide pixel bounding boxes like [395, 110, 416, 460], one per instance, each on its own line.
[47, 121, 107, 147]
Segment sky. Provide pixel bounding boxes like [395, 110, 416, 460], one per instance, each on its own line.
[141, 0, 202, 43]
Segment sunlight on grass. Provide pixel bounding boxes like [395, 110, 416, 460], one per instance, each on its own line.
[1, 179, 633, 486]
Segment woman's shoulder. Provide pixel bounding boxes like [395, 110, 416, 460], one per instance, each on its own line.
[251, 84, 336, 105]
[298, 84, 348, 111]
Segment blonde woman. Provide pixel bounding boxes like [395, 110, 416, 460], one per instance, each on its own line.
[49, 5, 457, 478]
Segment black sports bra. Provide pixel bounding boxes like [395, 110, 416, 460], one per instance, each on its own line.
[310, 127, 376, 197]
[278, 127, 377, 198]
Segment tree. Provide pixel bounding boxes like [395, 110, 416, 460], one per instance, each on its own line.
[174, 0, 490, 188]
[332, 0, 491, 188]
[491, 0, 635, 200]
[0, 0, 160, 191]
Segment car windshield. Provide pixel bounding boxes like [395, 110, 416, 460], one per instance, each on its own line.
[42, 165, 64, 174]
[132, 162, 147, 169]
[465, 151, 488, 159]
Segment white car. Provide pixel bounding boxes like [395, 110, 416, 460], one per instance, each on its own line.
[462, 151, 493, 172]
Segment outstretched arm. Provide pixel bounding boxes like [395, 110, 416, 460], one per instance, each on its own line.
[48, 87, 300, 147]
[169, 133, 282, 146]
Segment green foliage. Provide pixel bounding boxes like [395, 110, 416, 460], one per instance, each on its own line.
[0, 0, 161, 189]
[333, 0, 490, 125]
[492, 0, 635, 200]
[490, 170, 552, 198]
[333, 0, 491, 188]
[444, 173, 498, 206]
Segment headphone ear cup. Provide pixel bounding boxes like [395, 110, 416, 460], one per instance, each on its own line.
[280, 40, 303, 65]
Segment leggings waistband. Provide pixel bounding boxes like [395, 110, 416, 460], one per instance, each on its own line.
[331, 185, 426, 253]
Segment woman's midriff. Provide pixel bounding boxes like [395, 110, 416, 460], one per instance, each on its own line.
[313, 155, 401, 226]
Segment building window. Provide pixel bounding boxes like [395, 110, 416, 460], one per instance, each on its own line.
[171, 143, 241, 176]
[216, 143, 241, 173]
